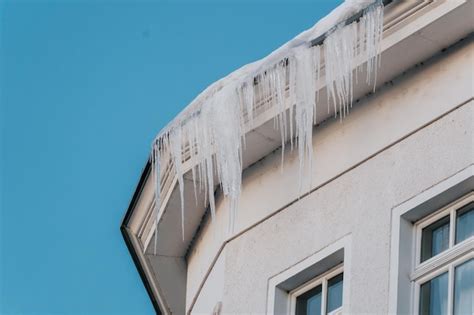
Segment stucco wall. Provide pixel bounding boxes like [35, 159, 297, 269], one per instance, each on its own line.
[222, 101, 473, 314]
[187, 39, 473, 314]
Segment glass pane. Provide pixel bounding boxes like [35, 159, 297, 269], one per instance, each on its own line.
[307, 294, 322, 315]
[327, 273, 343, 313]
[419, 272, 448, 315]
[421, 215, 450, 262]
[454, 259, 473, 315]
[456, 204, 473, 244]
[296, 285, 322, 315]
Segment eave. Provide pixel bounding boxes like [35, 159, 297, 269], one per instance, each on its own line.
[121, 162, 164, 315]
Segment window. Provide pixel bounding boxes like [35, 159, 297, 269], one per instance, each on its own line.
[413, 195, 474, 315]
[267, 236, 350, 315]
[290, 265, 344, 315]
[388, 168, 473, 314]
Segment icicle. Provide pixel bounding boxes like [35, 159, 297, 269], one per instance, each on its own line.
[313, 45, 322, 110]
[276, 66, 287, 169]
[239, 80, 254, 129]
[200, 106, 216, 220]
[294, 46, 315, 191]
[169, 127, 185, 241]
[151, 139, 161, 255]
[211, 85, 243, 230]
[268, 62, 288, 169]
[148, 0, 384, 254]
[361, 0, 384, 90]
[288, 54, 297, 153]
[188, 119, 199, 206]
[324, 20, 358, 120]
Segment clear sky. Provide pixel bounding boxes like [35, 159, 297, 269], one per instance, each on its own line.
[0, 0, 340, 314]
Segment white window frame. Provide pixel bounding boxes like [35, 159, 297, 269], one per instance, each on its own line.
[411, 193, 474, 315]
[388, 165, 474, 314]
[414, 193, 473, 266]
[266, 235, 352, 315]
[289, 264, 343, 315]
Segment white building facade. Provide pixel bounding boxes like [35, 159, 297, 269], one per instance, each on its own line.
[121, 1, 474, 314]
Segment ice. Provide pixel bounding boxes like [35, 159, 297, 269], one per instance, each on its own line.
[169, 127, 185, 240]
[206, 84, 243, 232]
[150, 0, 384, 249]
[362, 1, 384, 90]
[294, 46, 315, 189]
[324, 21, 359, 118]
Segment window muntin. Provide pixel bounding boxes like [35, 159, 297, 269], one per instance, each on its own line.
[291, 265, 343, 315]
[414, 194, 474, 315]
[416, 197, 474, 266]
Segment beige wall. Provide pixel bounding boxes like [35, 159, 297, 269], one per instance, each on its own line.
[187, 39, 473, 314]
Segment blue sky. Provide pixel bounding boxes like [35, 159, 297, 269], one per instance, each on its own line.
[0, 1, 340, 313]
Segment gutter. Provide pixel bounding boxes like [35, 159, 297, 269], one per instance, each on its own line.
[120, 161, 163, 315]
[310, 0, 393, 46]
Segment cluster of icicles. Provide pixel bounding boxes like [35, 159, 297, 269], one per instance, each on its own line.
[151, 0, 384, 246]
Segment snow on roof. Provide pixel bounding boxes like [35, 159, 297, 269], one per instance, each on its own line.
[157, 0, 378, 136]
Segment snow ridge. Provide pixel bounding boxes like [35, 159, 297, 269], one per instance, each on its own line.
[151, 0, 384, 249]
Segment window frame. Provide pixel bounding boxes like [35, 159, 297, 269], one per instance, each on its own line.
[267, 235, 351, 315]
[289, 264, 344, 315]
[388, 166, 474, 315]
[414, 193, 473, 267]
[412, 193, 474, 315]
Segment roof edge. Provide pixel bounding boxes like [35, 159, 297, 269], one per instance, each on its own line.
[120, 161, 163, 314]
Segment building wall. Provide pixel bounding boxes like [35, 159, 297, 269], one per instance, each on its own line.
[187, 39, 473, 314]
